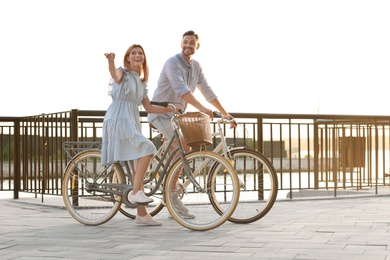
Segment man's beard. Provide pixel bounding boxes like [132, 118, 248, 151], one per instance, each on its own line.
[182, 49, 194, 57]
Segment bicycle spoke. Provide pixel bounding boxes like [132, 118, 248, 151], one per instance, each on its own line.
[165, 151, 239, 231]
[62, 151, 124, 225]
[226, 149, 278, 223]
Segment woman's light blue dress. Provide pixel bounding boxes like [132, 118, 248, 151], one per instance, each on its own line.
[101, 68, 157, 166]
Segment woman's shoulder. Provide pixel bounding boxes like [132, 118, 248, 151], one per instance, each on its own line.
[116, 67, 127, 73]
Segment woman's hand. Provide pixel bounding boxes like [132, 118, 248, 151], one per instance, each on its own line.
[104, 52, 115, 61]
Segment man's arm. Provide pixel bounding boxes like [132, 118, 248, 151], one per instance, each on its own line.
[210, 99, 230, 118]
[182, 92, 236, 127]
[210, 98, 237, 128]
[182, 92, 213, 119]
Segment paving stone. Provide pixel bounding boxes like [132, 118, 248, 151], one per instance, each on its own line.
[1, 192, 390, 259]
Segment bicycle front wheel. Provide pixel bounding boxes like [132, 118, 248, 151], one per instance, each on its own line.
[164, 150, 240, 231]
[212, 148, 278, 224]
[62, 150, 125, 225]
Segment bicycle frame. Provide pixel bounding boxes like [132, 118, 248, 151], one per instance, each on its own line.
[137, 115, 244, 199]
[117, 106, 210, 201]
[181, 117, 242, 189]
[62, 104, 242, 230]
[62, 111, 236, 205]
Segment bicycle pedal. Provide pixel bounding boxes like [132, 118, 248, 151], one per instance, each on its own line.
[124, 202, 139, 209]
[137, 202, 150, 205]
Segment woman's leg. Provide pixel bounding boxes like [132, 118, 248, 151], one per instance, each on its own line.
[132, 155, 153, 193]
[132, 155, 154, 217]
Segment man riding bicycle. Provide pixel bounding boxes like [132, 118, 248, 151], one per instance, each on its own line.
[148, 30, 236, 219]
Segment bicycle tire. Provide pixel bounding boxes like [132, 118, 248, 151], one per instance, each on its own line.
[62, 150, 125, 226]
[209, 148, 278, 224]
[118, 154, 165, 219]
[164, 150, 240, 231]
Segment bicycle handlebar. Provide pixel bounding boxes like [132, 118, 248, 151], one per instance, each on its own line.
[150, 101, 184, 114]
[213, 111, 222, 118]
[150, 101, 170, 107]
[150, 101, 236, 125]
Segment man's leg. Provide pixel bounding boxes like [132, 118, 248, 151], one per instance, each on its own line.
[151, 117, 195, 219]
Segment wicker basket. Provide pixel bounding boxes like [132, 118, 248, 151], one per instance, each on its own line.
[177, 112, 213, 148]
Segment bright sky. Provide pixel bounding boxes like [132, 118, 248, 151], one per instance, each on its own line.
[1, 0, 389, 117]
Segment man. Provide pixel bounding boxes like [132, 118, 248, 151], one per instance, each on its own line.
[148, 30, 235, 218]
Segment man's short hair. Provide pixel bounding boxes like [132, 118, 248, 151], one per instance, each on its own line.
[183, 30, 199, 41]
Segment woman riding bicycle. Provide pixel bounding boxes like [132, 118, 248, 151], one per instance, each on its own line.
[102, 44, 173, 226]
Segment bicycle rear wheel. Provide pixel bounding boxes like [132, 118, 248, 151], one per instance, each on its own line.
[164, 150, 240, 231]
[62, 150, 125, 225]
[210, 148, 278, 224]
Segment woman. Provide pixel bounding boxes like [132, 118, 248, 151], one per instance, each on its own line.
[102, 44, 171, 226]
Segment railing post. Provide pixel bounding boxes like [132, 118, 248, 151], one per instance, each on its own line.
[257, 116, 263, 154]
[374, 123, 378, 194]
[70, 109, 79, 205]
[13, 118, 20, 199]
[257, 116, 264, 200]
[42, 122, 48, 203]
[70, 109, 78, 142]
[314, 120, 319, 189]
[332, 124, 337, 197]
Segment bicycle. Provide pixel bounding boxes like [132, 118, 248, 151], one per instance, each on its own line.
[61, 102, 240, 231]
[203, 112, 278, 224]
[119, 106, 279, 224]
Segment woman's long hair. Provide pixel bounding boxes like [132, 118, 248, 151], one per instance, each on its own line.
[123, 44, 149, 82]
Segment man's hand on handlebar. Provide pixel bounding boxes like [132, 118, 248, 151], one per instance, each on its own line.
[200, 108, 214, 120]
[229, 118, 237, 129]
[225, 114, 237, 129]
[213, 111, 237, 129]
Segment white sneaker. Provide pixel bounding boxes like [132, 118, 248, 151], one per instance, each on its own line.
[135, 214, 162, 226]
[168, 211, 195, 219]
[178, 210, 195, 219]
[169, 192, 195, 219]
[129, 190, 153, 204]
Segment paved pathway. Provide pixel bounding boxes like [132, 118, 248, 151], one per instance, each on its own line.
[1, 192, 390, 260]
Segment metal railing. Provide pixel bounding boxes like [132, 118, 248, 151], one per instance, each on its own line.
[1, 110, 390, 200]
